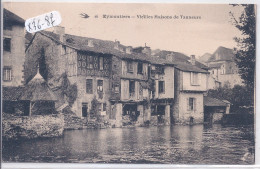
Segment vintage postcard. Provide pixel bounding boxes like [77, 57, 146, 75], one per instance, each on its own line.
[1, 1, 257, 168]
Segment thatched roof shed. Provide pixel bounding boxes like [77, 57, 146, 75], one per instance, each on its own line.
[20, 70, 57, 101]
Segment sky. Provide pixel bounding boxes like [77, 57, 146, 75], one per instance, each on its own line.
[4, 2, 244, 57]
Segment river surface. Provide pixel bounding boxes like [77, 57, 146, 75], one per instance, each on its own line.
[2, 124, 254, 164]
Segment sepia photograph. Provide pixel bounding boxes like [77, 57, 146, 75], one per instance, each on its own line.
[1, 1, 257, 167]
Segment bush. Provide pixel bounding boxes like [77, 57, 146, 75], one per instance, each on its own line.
[208, 84, 254, 114]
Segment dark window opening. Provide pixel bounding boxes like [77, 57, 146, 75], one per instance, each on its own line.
[159, 81, 165, 93]
[82, 103, 88, 117]
[129, 81, 135, 97]
[86, 79, 93, 94]
[4, 38, 11, 52]
[137, 62, 143, 74]
[103, 103, 106, 111]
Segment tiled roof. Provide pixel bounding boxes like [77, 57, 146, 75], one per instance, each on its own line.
[154, 50, 209, 71]
[208, 46, 234, 62]
[4, 8, 25, 26]
[20, 72, 57, 101]
[39, 31, 173, 66]
[174, 62, 209, 73]
[204, 96, 228, 107]
[208, 62, 223, 69]
[3, 86, 25, 101]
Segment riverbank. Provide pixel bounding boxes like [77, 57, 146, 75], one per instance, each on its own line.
[2, 124, 254, 164]
[2, 113, 64, 141]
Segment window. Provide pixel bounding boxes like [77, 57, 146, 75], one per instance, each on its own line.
[4, 38, 11, 52]
[99, 57, 104, 70]
[127, 61, 133, 73]
[86, 79, 93, 93]
[191, 72, 200, 85]
[139, 82, 143, 97]
[137, 62, 143, 74]
[103, 103, 106, 111]
[187, 98, 196, 111]
[82, 103, 88, 117]
[159, 81, 165, 93]
[97, 80, 103, 92]
[87, 55, 94, 69]
[129, 81, 135, 97]
[114, 84, 120, 93]
[3, 67, 12, 81]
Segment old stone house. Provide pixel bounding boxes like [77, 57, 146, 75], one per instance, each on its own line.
[3, 9, 26, 87]
[25, 27, 177, 127]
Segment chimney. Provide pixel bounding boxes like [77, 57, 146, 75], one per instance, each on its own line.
[114, 40, 120, 49]
[142, 43, 151, 56]
[126, 46, 133, 54]
[166, 53, 174, 62]
[88, 39, 94, 47]
[53, 26, 65, 42]
[190, 55, 196, 65]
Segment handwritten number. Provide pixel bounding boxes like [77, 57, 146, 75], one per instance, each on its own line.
[45, 15, 50, 26]
[37, 20, 41, 29]
[50, 13, 55, 26]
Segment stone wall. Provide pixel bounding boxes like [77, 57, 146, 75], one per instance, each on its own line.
[63, 113, 83, 130]
[2, 114, 64, 140]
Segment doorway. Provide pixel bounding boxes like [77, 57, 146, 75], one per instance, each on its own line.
[82, 103, 88, 117]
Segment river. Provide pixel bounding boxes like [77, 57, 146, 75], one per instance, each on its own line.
[2, 124, 254, 164]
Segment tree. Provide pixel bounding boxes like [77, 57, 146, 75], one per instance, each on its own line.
[39, 48, 48, 80]
[230, 4, 256, 90]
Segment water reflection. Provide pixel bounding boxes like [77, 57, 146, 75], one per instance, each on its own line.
[2, 124, 254, 164]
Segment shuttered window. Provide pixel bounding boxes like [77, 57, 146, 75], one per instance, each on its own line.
[86, 79, 93, 93]
[191, 72, 201, 85]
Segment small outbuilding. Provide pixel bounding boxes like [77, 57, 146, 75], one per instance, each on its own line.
[204, 96, 230, 124]
[3, 67, 58, 116]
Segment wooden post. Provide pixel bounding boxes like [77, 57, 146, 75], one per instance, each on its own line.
[29, 101, 32, 116]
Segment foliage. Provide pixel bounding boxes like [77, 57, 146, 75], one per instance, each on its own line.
[59, 73, 78, 106]
[230, 4, 256, 90]
[90, 96, 99, 118]
[208, 84, 254, 113]
[39, 48, 49, 80]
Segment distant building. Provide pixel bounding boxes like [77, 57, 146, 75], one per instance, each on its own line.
[3, 9, 26, 86]
[199, 46, 243, 88]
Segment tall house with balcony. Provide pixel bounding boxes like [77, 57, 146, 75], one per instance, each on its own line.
[3, 9, 25, 86]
